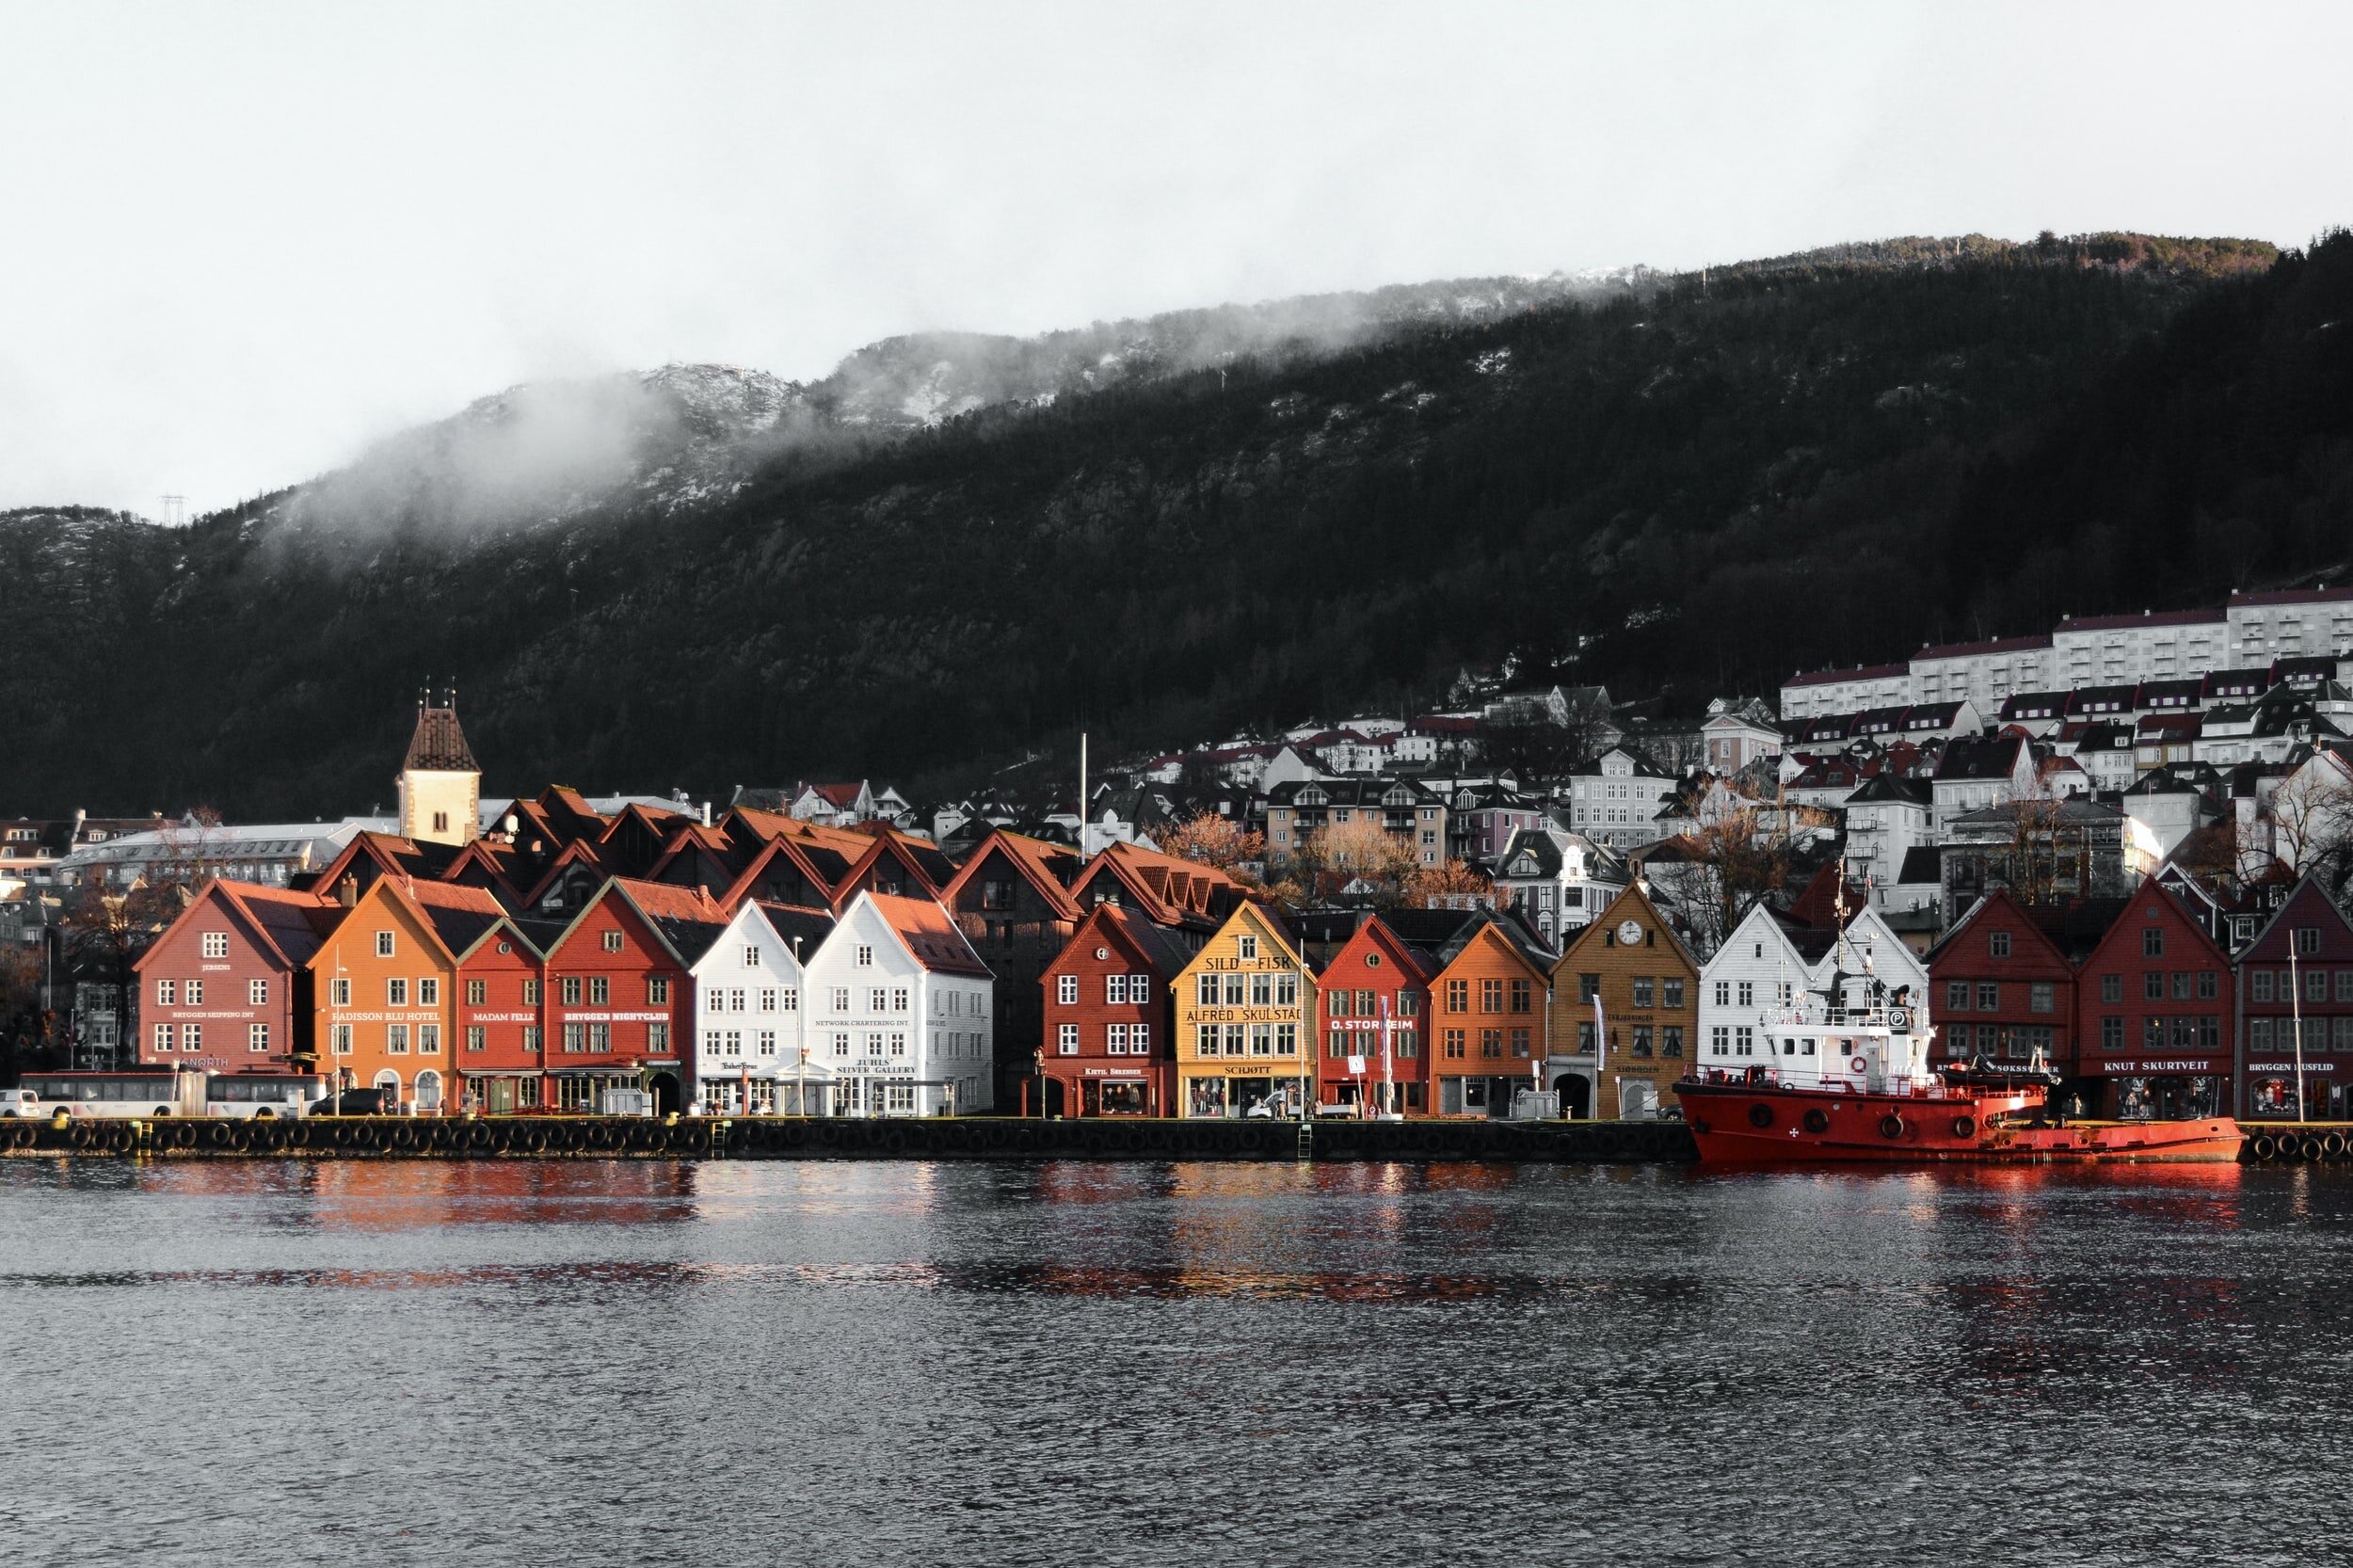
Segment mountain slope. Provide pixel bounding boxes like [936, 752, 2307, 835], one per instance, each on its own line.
[6, 231, 2339, 820]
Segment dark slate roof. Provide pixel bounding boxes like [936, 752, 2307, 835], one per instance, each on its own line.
[1847, 773, 1930, 807]
[1895, 845, 1942, 885]
[1933, 734, 2025, 782]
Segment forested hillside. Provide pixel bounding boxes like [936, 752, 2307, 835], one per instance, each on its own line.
[5, 230, 2345, 820]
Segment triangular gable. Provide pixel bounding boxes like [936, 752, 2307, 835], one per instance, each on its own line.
[1318, 914, 1440, 987]
[2238, 872, 2353, 960]
[519, 838, 609, 913]
[540, 876, 726, 969]
[2085, 875, 2233, 975]
[1923, 888, 2072, 969]
[940, 830, 1085, 921]
[1554, 881, 1698, 977]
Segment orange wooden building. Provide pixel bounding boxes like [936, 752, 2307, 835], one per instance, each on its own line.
[1426, 912, 1555, 1117]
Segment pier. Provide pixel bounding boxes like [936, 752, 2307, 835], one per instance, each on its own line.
[0, 1115, 1699, 1163]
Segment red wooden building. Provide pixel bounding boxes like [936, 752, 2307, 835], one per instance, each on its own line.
[135, 880, 337, 1074]
[1927, 890, 2121, 1088]
[2072, 877, 2232, 1120]
[1311, 915, 1436, 1116]
[539, 878, 728, 1114]
[2236, 876, 2353, 1121]
[1034, 902, 1187, 1116]
[450, 911, 566, 1114]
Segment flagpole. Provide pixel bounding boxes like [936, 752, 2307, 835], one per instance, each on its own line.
[1592, 991, 1608, 1120]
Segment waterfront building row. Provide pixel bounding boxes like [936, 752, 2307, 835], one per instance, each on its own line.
[1925, 874, 2353, 1123]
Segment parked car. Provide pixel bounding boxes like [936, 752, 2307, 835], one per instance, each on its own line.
[307, 1088, 390, 1116]
[0, 1086, 39, 1118]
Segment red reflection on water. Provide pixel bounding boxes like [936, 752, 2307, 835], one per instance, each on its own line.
[143, 1159, 702, 1230]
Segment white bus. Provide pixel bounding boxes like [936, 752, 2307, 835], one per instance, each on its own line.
[15, 1070, 207, 1120]
[204, 1072, 327, 1119]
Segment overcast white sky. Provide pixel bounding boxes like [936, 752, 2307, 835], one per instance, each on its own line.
[3, 1, 2346, 516]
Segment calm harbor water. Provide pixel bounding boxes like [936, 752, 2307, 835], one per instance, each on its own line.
[0, 1156, 2341, 1567]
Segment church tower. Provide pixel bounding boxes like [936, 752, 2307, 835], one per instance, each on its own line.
[398, 688, 481, 847]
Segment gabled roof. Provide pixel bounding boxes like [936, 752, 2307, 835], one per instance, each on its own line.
[1064, 900, 1197, 982]
[1785, 861, 1867, 930]
[1933, 734, 2025, 783]
[398, 877, 509, 961]
[1071, 840, 1243, 927]
[1847, 772, 1930, 807]
[404, 703, 478, 773]
[940, 829, 1085, 921]
[545, 877, 730, 968]
[143, 880, 344, 973]
[858, 891, 992, 978]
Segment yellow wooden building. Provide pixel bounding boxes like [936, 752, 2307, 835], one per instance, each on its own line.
[1173, 903, 1314, 1117]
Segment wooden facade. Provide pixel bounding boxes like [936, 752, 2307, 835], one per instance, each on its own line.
[1036, 903, 1184, 1117]
[1311, 916, 1435, 1116]
[1549, 883, 1698, 1119]
[2073, 878, 2231, 1121]
[1173, 904, 1312, 1118]
[1430, 917, 1553, 1117]
[135, 880, 328, 1076]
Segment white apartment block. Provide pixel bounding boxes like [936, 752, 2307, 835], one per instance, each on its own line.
[2052, 610, 2227, 687]
[1909, 636, 2057, 707]
[2229, 588, 2353, 667]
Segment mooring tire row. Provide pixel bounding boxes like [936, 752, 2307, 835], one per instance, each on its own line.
[2243, 1129, 2353, 1164]
[0, 1115, 1694, 1163]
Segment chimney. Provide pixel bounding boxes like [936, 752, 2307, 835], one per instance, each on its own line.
[337, 874, 359, 908]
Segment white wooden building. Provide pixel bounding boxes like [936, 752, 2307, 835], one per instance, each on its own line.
[803, 891, 995, 1116]
[1696, 903, 1930, 1081]
[690, 901, 835, 1115]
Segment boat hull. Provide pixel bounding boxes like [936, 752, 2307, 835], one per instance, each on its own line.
[1678, 1079, 2241, 1165]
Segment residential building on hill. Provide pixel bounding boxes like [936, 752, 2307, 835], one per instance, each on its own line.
[1491, 826, 1627, 945]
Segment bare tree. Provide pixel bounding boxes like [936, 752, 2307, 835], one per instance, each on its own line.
[2268, 751, 2353, 888]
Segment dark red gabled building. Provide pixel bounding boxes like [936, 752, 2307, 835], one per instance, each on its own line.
[2235, 876, 2353, 1121]
[2073, 877, 2232, 1120]
[1035, 903, 1187, 1116]
[539, 878, 728, 1114]
[1928, 890, 2121, 1089]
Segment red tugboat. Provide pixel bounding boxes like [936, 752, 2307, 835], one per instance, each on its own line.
[1677, 968, 2239, 1166]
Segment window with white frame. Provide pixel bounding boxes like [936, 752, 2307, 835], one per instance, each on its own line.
[201, 932, 229, 959]
[248, 1024, 268, 1053]
[375, 931, 395, 958]
[1059, 1023, 1079, 1055]
[1058, 974, 1079, 1004]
